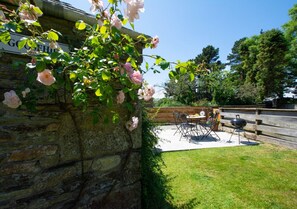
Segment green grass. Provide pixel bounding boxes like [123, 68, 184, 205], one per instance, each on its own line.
[161, 144, 297, 209]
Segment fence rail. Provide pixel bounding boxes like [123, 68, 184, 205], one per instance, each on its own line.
[147, 106, 214, 123]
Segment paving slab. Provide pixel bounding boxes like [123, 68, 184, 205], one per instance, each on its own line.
[155, 125, 259, 152]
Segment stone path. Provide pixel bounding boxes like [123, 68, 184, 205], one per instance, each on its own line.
[155, 125, 259, 152]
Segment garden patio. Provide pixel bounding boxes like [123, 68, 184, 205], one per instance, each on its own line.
[155, 125, 258, 152]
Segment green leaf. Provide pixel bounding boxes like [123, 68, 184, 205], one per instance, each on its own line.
[155, 57, 163, 65]
[159, 61, 170, 70]
[91, 36, 99, 45]
[50, 52, 60, 63]
[102, 71, 111, 81]
[32, 21, 41, 27]
[169, 71, 176, 79]
[189, 72, 195, 82]
[130, 59, 137, 69]
[180, 67, 187, 74]
[75, 20, 86, 30]
[69, 72, 76, 81]
[112, 113, 120, 123]
[0, 31, 11, 44]
[108, 0, 116, 3]
[118, 14, 124, 21]
[129, 22, 135, 30]
[129, 91, 136, 100]
[27, 39, 37, 49]
[137, 35, 148, 42]
[33, 6, 43, 16]
[122, 18, 128, 25]
[48, 31, 59, 41]
[18, 37, 27, 50]
[125, 103, 134, 112]
[100, 26, 107, 35]
[95, 88, 102, 97]
[145, 62, 149, 70]
[36, 61, 46, 71]
[5, 22, 17, 32]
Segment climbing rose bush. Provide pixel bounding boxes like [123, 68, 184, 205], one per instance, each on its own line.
[0, 0, 199, 130]
[0, 0, 157, 131]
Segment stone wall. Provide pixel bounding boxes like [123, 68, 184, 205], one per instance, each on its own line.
[0, 1, 143, 208]
[0, 56, 142, 208]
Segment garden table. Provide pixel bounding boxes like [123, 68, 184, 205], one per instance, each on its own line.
[187, 115, 207, 137]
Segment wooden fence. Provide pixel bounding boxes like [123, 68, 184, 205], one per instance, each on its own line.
[147, 106, 215, 123]
[220, 107, 297, 149]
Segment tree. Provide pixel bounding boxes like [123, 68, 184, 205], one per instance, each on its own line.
[228, 34, 264, 88]
[192, 45, 224, 102]
[164, 73, 196, 105]
[208, 70, 237, 105]
[164, 45, 224, 105]
[193, 45, 224, 71]
[283, 4, 297, 86]
[255, 29, 288, 99]
[227, 37, 247, 82]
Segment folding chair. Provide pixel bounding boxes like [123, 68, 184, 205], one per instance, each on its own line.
[178, 113, 197, 141]
[172, 112, 183, 136]
[200, 115, 221, 141]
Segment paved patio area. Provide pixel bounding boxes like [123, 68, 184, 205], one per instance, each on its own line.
[155, 125, 259, 152]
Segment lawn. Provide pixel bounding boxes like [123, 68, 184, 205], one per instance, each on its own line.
[161, 143, 297, 209]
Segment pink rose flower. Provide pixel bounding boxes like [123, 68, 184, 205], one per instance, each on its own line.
[49, 41, 59, 49]
[116, 90, 125, 104]
[37, 69, 56, 86]
[123, 62, 134, 75]
[88, 0, 104, 13]
[97, 19, 103, 27]
[137, 89, 144, 100]
[124, 0, 145, 22]
[3, 90, 22, 108]
[0, 10, 6, 20]
[130, 70, 143, 85]
[137, 88, 150, 101]
[19, 3, 42, 24]
[145, 85, 155, 96]
[113, 66, 120, 72]
[125, 116, 139, 131]
[138, 85, 155, 101]
[151, 36, 159, 48]
[111, 14, 122, 29]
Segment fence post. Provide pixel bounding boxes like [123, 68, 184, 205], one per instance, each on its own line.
[255, 108, 262, 140]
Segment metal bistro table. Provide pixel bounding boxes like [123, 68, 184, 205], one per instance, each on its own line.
[186, 115, 207, 137]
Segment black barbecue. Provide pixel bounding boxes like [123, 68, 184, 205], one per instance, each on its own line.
[229, 115, 247, 143]
[230, 115, 247, 129]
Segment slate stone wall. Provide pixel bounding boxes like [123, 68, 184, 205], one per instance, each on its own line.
[0, 3, 142, 208]
[0, 56, 142, 208]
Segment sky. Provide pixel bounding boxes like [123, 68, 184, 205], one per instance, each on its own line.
[62, 0, 295, 98]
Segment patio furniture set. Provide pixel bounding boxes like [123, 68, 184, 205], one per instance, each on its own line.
[173, 111, 221, 142]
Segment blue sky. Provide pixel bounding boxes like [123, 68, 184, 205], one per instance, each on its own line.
[62, 0, 295, 98]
